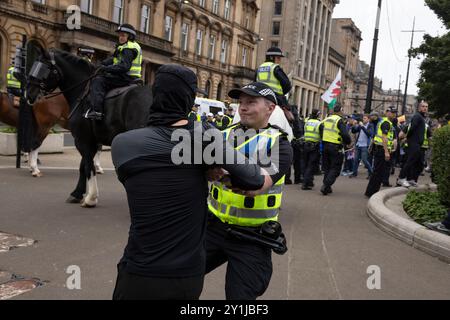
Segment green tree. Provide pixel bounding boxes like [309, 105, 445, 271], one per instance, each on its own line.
[411, 0, 450, 117]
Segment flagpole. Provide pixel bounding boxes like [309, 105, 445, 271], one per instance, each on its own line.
[365, 0, 382, 114]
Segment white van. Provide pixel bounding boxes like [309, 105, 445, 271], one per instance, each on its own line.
[195, 97, 226, 117]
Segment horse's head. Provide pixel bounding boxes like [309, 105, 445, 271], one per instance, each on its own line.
[26, 48, 62, 104]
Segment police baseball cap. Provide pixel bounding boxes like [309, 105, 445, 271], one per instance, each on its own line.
[387, 106, 397, 113]
[228, 82, 278, 105]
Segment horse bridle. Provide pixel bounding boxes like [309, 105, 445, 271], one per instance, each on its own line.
[28, 50, 63, 97]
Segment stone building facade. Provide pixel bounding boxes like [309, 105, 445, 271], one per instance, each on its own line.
[0, 0, 262, 101]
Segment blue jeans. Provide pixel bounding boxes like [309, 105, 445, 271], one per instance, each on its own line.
[353, 146, 373, 176]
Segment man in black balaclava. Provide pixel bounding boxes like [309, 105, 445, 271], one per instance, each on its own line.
[111, 64, 265, 300]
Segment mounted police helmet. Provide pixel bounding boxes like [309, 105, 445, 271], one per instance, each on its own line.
[116, 24, 137, 41]
[266, 47, 285, 58]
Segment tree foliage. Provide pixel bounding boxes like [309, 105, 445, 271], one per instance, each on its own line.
[411, 0, 450, 117]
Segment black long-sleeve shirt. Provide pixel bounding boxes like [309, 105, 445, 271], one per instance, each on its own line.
[319, 117, 352, 146]
[111, 122, 265, 278]
[407, 112, 426, 147]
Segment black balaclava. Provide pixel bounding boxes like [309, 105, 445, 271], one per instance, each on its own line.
[147, 64, 198, 126]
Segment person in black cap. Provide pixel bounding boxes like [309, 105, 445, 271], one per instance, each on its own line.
[318, 104, 352, 195]
[205, 81, 293, 300]
[188, 103, 201, 122]
[85, 23, 143, 120]
[111, 65, 266, 300]
[256, 47, 292, 108]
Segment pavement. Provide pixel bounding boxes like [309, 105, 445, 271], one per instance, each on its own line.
[0, 149, 449, 300]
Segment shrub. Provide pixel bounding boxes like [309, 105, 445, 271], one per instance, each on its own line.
[0, 127, 17, 133]
[403, 191, 448, 224]
[431, 125, 450, 208]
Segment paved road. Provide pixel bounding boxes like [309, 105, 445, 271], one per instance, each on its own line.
[0, 150, 449, 300]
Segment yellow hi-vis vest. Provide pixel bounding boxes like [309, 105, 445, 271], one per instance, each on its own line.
[7, 67, 21, 89]
[208, 125, 285, 227]
[374, 117, 394, 151]
[113, 41, 142, 78]
[304, 119, 321, 143]
[189, 111, 201, 122]
[256, 62, 283, 95]
[321, 114, 343, 144]
[215, 115, 232, 128]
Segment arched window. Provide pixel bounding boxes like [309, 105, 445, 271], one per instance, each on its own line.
[216, 82, 223, 101]
[205, 80, 211, 98]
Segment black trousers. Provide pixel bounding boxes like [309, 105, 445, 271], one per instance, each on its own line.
[322, 143, 344, 188]
[89, 75, 131, 113]
[382, 153, 394, 185]
[112, 263, 204, 300]
[287, 141, 303, 183]
[7, 87, 21, 97]
[399, 144, 423, 181]
[302, 143, 320, 187]
[205, 216, 273, 300]
[365, 146, 389, 197]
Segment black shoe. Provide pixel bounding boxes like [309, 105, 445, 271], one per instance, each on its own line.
[85, 110, 103, 120]
[320, 185, 329, 196]
[382, 183, 393, 187]
[349, 174, 357, 178]
[302, 185, 312, 190]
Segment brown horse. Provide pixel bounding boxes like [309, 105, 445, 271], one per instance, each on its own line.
[0, 92, 104, 176]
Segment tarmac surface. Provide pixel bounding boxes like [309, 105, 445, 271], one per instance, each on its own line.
[0, 148, 449, 300]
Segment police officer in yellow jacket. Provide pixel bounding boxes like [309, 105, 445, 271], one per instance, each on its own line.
[319, 104, 351, 195]
[302, 109, 322, 190]
[86, 24, 142, 120]
[205, 82, 293, 300]
[256, 47, 292, 108]
[6, 65, 21, 97]
[365, 107, 396, 197]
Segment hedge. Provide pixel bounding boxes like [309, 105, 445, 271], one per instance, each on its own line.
[431, 124, 450, 208]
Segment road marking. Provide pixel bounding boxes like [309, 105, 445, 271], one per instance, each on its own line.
[320, 212, 343, 300]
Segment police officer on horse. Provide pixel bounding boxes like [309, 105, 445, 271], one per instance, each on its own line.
[85, 23, 142, 120]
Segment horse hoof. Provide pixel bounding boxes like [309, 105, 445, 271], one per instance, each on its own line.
[32, 172, 43, 178]
[66, 196, 82, 204]
[81, 198, 98, 208]
[96, 168, 104, 175]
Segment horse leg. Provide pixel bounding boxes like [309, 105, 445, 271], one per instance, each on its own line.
[29, 149, 43, 177]
[81, 144, 99, 208]
[66, 158, 86, 204]
[94, 145, 104, 174]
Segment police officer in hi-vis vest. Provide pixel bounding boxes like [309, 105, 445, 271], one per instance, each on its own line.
[256, 47, 292, 108]
[205, 82, 293, 300]
[365, 107, 397, 197]
[6, 64, 21, 97]
[302, 109, 322, 190]
[319, 104, 351, 195]
[86, 24, 142, 120]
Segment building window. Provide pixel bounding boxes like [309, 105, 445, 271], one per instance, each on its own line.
[274, 1, 282, 15]
[224, 0, 231, 20]
[241, 47, 248, 67]
[271, 41, 279, 48]
[165, 16, 173, 41]
[220, 39, 228, 63]
[199, 0, 206, 8]
[196, 29, 203, 56]
[217, 82, 223, 100]
[140, 4, 150, 33]
[32, 0, 45, 3]
[80, 0, 93, 14]
[181, 22, 189, 52]
[272, 21, 280, 35]
[212, 0, 219, 15]
[208, 35, 216, 60]
[112, 0, 124, 24]
[205, 80, 211, 98]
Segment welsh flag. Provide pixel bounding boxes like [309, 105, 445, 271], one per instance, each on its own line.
[321, 69, 342, 109]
